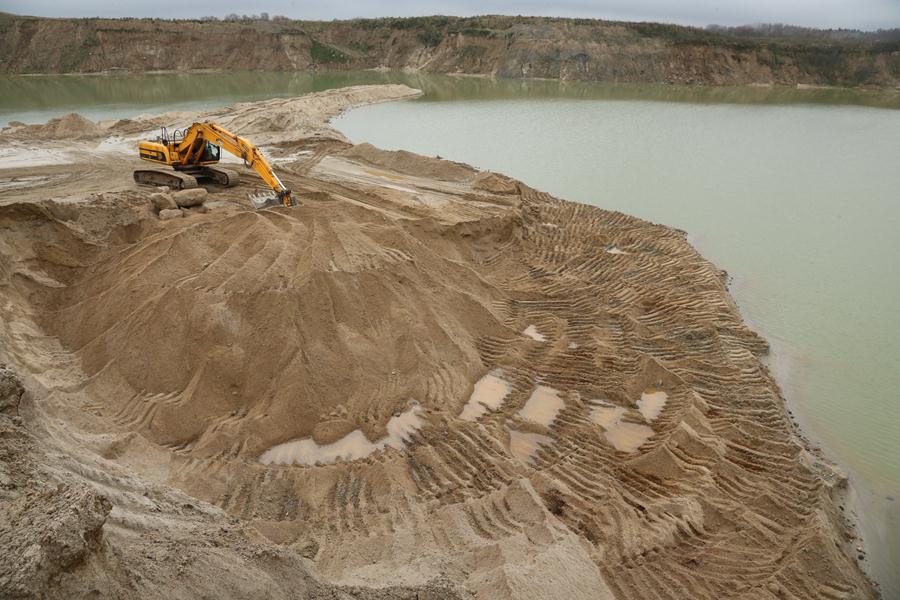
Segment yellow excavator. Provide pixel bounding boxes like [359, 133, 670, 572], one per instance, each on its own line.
[134, 121, 295, 208]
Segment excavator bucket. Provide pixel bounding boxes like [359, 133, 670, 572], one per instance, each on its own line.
[249, 189, 296, 209]
[249, 191, 280, 209]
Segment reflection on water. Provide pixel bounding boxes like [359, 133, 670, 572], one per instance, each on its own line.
[518, 385, 565, 427]
[638, 389, 668, 422]
[604, 420, 655, 454]
[508, 429, 553, 464]
[2, 70, 899, 126]
[459, 369, 511, 421]
[589, 402, 626, 429]
[590, 400, 655, 453]
[259, 403, 423, 466]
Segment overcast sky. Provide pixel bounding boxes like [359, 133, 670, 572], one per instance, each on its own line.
[1, 0, 898, 30]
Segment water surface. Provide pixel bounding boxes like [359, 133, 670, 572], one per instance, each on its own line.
[2, 70, 899, 126]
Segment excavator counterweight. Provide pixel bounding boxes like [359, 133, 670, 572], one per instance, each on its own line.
[134, 122, 295, 208]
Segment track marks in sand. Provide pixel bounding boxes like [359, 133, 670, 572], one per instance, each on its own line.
[9, 143, 873, 598]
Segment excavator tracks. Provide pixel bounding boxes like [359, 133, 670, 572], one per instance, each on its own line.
[202, 166, 239, 187]
[133, 169, 198, 190]
[133, 167, 240, 191]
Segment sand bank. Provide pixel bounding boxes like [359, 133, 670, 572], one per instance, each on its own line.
[0, 85, 876, 599]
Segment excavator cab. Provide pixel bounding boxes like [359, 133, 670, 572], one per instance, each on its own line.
[199, 142, 220, 163]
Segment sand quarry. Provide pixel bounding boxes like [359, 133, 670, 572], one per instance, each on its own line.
[0, 85, 877, 598]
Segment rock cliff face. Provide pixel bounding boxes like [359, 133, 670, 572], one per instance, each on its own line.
[1, 13, 898, 87]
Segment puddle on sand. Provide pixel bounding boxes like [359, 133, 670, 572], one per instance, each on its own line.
[590, 400, 654, 453]
[638, 388, 668, 422]
[259, 404, 424, 466]
[459, 369, 512, 421]
[604, 421, 654, 453]
[518, 385, 565, 427]
[523, 324, 546, 341]
[508, 430, 553, 464]
[605, 245, 628, 255]
[589, 402, 626, 428]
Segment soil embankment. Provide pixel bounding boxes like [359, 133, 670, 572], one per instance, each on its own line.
[1, 13, 898, 88]
[0, 84, 879, 598]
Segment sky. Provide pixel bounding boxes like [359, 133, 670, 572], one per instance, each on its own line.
[1, 0, 898, 30]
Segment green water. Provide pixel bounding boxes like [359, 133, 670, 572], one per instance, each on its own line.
[2, 70, 900, 125]
[1, 71, 898, 594]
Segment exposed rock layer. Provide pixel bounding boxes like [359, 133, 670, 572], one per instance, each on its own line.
[1, 13, 898, 87]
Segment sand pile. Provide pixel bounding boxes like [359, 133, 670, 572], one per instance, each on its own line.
[0, 86, 877, 599]
[3, 113, 105, 140]
[105, 84, 422, 145]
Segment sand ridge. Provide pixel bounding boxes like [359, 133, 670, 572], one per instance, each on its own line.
[0, 85, 877, 599]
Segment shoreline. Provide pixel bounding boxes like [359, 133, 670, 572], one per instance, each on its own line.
[6, 67, 900, 95]
[726, 272, 883, 593]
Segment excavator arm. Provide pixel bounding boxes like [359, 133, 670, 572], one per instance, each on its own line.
[179, 122, 294, 208]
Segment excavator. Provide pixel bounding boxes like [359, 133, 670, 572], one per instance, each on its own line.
[134, 121, 295, 208]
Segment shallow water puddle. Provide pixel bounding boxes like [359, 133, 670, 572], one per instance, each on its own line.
[589, 402, 626, 428]
[604, 421, 654, 453]
[605, 245, 628, 255]
[638, 388, 668, 422]
[508, 430, 553, 464]
[518, 385, 565, 427]
[590, 400, 655, 453]
[459, 369, 511, 421]
[259, 404, 424, 466]
[523, 324, 546, 341]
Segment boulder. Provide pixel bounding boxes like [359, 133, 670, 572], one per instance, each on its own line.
[158, 208, 184, 221]
[173, 188, 208, 208]
[150, 192, 177, 212]
[184, 204, 209, 215]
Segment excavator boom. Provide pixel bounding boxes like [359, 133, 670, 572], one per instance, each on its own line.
[135, 121, 295, 208]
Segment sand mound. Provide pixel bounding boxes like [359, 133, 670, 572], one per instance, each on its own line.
[342, 143, 476, 182]
[13, 113, 106, 140]
[30, 200, 511, 457]
[0, 87, 875, 599]
[108, 84, 422, 144]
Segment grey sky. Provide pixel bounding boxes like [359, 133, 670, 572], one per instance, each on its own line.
[1, 0, 898, 30]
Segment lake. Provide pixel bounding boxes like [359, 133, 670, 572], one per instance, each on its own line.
[2, 71, 898, 595]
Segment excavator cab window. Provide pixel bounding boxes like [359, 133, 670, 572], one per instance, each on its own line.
[200, 142, 220, 162]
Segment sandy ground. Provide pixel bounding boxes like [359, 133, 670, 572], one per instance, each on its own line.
[0, 85, 878, 598]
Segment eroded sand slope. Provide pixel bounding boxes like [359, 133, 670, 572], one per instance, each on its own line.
[0, 86, 876, 598]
